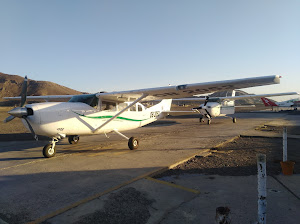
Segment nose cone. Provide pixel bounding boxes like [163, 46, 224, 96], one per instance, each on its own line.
[8, 107, 28, 118]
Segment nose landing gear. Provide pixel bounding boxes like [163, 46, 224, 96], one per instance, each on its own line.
[43, 137, 61, 158]
[43, 135, 66, 158]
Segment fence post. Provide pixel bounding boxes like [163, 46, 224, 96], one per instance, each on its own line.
[257, 154, 267, 224]
[283, 127, 287, 162]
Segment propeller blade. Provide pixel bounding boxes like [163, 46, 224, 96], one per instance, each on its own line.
[20, 76, 28, 107]
[23, 117, 38, 141]
[204, 96, 209, 106]
[4, 115, 15, 123]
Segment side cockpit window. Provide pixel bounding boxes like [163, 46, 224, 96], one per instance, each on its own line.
[138, 104, 143, 111]
[102, 102, 116, 111]
[130, 106, 136, 111]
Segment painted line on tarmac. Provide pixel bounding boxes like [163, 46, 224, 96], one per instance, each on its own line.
[1, 144, 108, 171]
[145, 177, 200, 194]
[0, 154, 71, 171]
[28, 167, 169, 224]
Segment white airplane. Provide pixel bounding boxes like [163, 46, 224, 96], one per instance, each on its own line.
[173, 90, 299, 124]
[3, 75, 282, 158]
[261, 97, 300, 109]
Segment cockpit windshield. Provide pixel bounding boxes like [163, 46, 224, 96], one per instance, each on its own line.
[69, 94, 98, 107]
[68, 94, 147, 112]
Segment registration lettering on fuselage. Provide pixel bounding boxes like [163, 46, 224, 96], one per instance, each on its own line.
[150, 111, 160, 118]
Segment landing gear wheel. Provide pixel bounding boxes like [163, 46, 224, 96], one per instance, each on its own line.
[68, 135, 79, 144]
[43, 143, 56, 158]
[199, 118, 203, 123]
[128, 137, 139, 150]
[232, 118, 237, 123]
[207, 120, 211, 125]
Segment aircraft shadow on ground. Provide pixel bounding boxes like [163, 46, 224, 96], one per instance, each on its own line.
[0, 136, 48, 155]
[143, 120, 179, 127]
[0, 156, 44, 161]
[0, 133, 50, 142]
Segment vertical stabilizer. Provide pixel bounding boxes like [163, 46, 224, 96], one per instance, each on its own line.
[227, 90, 235, 106]
[231, 90, 236, 97]
[261, 97, 278, 106]
[148, 99, 172, 112]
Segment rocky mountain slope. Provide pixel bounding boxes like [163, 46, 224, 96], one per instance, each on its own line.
[0, 72, 83, 105]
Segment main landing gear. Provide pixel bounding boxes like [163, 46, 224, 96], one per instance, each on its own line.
[199, 115, 212, 125]
[42, 131, 139, 158]
[128, 137, 139, 150]
[113, 129, 139, 150]
[199, 116, 237, 125]
[68, 135, 80, 144]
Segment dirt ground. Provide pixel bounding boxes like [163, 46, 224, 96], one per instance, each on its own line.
[156, 126, 300, 177]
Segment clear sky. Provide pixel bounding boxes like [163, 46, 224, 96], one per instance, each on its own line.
[0, 0, 299, 100]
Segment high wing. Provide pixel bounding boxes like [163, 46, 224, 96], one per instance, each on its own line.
[172, 91, 298, 102]
[96, 75, 281, 102]
[3, 75, 281, 103]
[4, 95, 76, 101]
[216, 91, 298, 101]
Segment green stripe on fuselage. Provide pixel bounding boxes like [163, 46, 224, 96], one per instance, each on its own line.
[72, 111, 148, 122]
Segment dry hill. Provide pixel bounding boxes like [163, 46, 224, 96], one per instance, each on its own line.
[0, 72, 83, 105]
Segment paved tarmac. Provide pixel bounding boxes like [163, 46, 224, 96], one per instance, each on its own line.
[0, 111, 299, 224]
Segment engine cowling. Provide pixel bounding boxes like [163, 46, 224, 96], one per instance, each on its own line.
[198, 102, 221, 118]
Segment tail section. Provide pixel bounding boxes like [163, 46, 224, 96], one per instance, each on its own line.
[229, 90, 235, 106]
[148, 99, 172, 112]
[223, 90, 235, 106]
[231, 90, 236, 97]
[261, 97, 278, 106]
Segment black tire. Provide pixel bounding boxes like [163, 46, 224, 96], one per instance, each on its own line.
[128, 137, 139, 150]
[199, 118, 203, 123]
[233, 117, 237, 123]
[68, 135, 79, 144]
[43, 143, 56, 158]
[207, 120, 211, 125]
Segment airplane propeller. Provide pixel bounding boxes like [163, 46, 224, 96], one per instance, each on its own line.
[204, 96, 209, 106]
[192, 96, 212, 121]
[3, 76, 38, 140]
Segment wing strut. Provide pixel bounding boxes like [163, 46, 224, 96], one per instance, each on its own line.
[93, 93, 148, 133]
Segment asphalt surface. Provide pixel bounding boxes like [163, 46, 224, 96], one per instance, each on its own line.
[0, 111, 299, 224]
